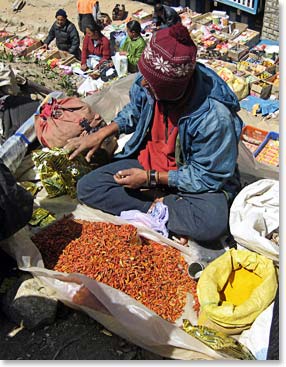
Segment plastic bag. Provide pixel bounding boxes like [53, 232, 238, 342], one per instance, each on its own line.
[32, 148, 93, 198]
[77, 77, 104, 96]
[111, 52, 128, 77]
[229, 179, 279, 263]
[196, 248, 278, 335]
[217, 68, 249, 101]
[0, 62, 20, 96]
[83, 73, 135, 122]
[1, 204, 229, 360]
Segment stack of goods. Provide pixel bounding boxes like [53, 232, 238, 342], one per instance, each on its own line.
[241, 126, 279, 167]
[32, 217, 200, 323]
[240, 125, 268, 154]
[4, 36, 40, 56]
[0, 31, 14, 42]
[32, 148, 93, 198]
[255, 132, 279, 166]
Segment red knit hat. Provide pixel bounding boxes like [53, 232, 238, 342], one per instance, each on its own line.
[138, 23, 197, 101]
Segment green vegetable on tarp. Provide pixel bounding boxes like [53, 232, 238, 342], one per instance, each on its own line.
[32, 147, 92, 198]
[182, 319, 256, 360]
[29, 207, 56, 227]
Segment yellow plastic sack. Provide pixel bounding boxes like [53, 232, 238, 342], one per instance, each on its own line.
[217, 67, 249, 101]
[197, 249, 278, 334]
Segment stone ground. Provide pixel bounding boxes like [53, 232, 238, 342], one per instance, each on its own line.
[0, 0, 279, 361]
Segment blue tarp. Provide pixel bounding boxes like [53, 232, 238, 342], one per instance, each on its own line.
[240, 95, 279, 116]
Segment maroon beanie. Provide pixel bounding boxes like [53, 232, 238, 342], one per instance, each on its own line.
[138, 23, 197, 101]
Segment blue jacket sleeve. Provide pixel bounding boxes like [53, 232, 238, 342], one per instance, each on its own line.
[168, 100, 241, 193]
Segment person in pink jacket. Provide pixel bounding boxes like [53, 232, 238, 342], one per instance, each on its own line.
[81, 23, 111, 71]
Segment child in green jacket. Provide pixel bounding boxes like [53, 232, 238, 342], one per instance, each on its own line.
[119, 20, 146, 73]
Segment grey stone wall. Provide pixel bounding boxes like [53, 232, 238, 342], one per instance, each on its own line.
[261, 0, 279, 40]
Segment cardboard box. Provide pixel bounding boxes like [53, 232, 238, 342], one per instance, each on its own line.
[0, 31, 14, 42]
[221, 21, 248, 40]
[227, 44, 249, 61]
[233, 29, 260, 49]
[266, 73, 279, 99]
[4, 39, 42, 57]
[205, 59, 237, 72]
[132, 9, 153, 23]
[193, 12, 213, 25]
[256, 70, 273, 81]
[250, 80, 272, 99]
[261, 58, 276, 75]
[238, 53, 267, 75]
[60, 55, 77, 66]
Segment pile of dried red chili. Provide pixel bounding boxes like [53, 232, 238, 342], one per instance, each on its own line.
[32, 217, 200, 322]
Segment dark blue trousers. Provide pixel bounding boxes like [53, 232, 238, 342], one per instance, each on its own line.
[77, 159, 229, 242]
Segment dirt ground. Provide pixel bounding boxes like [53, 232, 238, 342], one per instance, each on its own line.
[0, 0, 154, 35]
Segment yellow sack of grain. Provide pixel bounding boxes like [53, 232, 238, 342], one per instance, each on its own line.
[197, 248, 278, 334]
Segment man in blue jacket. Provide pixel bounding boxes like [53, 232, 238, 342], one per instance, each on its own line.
[65, 23, 243, 245]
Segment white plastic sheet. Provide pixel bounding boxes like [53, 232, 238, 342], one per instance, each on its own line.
[229, 179, 279, 263]
[83, 73, 135, 123]
[238, 302, 274, 360]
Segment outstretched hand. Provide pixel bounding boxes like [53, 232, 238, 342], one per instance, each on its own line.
[64, 133, 103, 161]
[114, 168, 147, 189]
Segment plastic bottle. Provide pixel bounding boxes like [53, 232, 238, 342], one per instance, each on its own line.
[0, 91, 63, 174]
[0, 116, 34, 174]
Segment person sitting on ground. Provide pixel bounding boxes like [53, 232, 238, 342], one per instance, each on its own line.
[81, 23, 111, 72]
[65, 23, 243, 246]
[42, 9, 81, 60]
[77, 0, 101, 33]
[152, 2, 181, 30]
[119, 20, 146, 73]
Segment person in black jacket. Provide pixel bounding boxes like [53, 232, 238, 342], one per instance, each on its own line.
[43, 9, 81, 60]
[152, 3, 181, 29]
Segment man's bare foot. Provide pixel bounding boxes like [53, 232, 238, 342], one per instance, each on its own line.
[172, 235, 189, 246]
[179, 237, 188, 246]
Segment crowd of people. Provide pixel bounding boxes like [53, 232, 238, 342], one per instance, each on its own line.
[41, 1, 186, 75]
[41, 2, 147, 74]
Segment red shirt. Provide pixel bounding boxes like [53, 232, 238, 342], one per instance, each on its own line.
[138, 101, 179, 171]
[81, 34, 111, 66]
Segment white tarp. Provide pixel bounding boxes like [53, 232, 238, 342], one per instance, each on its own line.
[229, 179, 279, 263]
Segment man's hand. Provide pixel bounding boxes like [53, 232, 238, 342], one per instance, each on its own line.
[42, 44, 48, 51]
[64, 132, 104, 161]
[65, 121, 119, 161]
[114, 168, 147, 189]
[81, 64, 88, 71]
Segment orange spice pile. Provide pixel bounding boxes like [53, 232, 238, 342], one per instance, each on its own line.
[32, 217, 199, 322]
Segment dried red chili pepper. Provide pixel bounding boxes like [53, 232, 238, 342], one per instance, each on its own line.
[32, 218, 200, 322]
